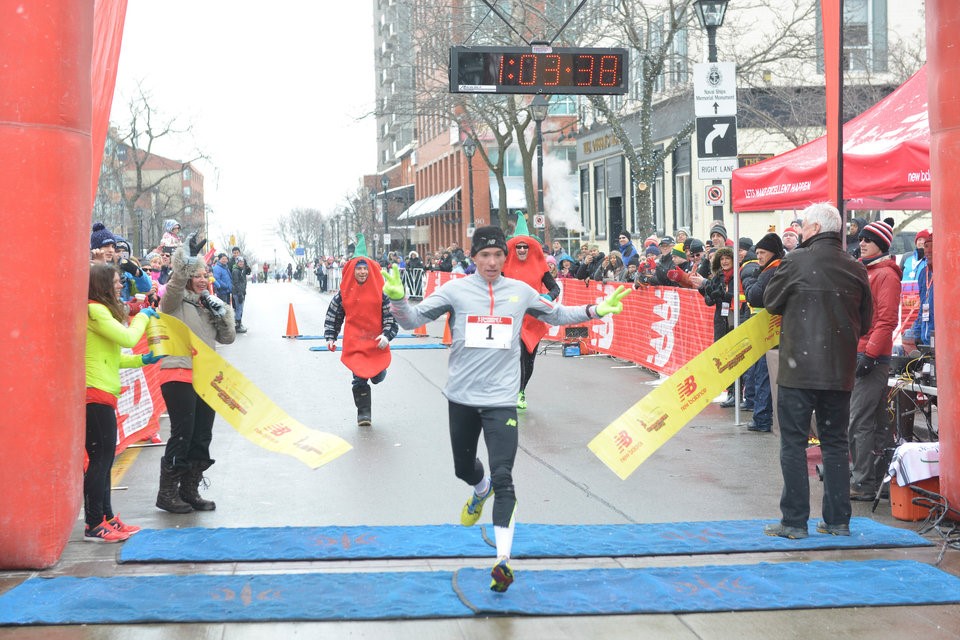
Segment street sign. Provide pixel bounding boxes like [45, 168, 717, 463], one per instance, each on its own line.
[533, 214, 546, 228]
[382, 233, 391, 245]
[698, 157, 738, 180]
[693, 61, 737, 117]
[705, 184, 725, 206]
[696, 116, 738, 158]
[466, 225, 476, 238]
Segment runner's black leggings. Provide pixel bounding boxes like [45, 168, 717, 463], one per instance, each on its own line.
[160, 381, 216, 469]
[84, 402, 118, 528]
[519, 342, 538, 393]
[448, 401, 518, 528]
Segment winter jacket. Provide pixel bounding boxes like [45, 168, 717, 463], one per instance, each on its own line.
[159, 247, 236, 371]
[857, 255, 902, 358]
[86, 303, 149, 397]
[763, 232, 872, 392]
[907, 262, 935, 346]
[212, 262, 232, 298]
[231, 265, 248, 303]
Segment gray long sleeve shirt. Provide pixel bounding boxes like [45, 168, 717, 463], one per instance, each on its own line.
[390, 273, 593, 407]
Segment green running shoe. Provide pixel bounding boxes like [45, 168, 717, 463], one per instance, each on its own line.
[460, 487, 493, 526]
[517, 391, 527, 409]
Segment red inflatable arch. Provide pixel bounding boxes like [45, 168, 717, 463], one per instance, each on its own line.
[0, 0, 956, 569]
[0, 0, 127, 569]
[926, 0, 959, 510]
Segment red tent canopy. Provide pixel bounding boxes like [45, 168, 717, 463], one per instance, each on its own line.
[732, 66, 929, 212]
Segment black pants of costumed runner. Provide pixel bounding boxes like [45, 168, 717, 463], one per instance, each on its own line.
[519, 342, 537, 392]
[448, 401, 518, 527]
[160, 380, 216, 469]
[84, 402, 118, 527]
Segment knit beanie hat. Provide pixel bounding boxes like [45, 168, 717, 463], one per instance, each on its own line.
[738, 237, 754, 251]
[709, 224, 728, 241]
[90, 222, 116, 250]
[859, 220, 894, 253]
[471, 225, 508, 256]
[644, 245, 661, 256]
[754, 232, 785, 258]
[671, 244, 687, 259]
[915, 229, 931, 242]
[688, 238, 705, 254]
[782, 228, 799, 240]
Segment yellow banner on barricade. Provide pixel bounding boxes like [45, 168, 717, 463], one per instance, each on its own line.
[146, 315, 352, 469]
[588, 310, 782, 480]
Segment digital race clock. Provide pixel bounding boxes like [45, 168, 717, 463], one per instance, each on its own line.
[449, 46, 629, 95]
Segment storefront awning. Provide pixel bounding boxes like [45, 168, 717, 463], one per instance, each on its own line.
[396, 186, 461, 221]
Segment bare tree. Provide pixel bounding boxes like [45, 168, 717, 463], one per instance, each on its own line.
[96, 85, 209, 255]
[276, 208, 325, 262]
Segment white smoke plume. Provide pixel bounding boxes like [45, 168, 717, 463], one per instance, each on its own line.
[542, 155, 583, 232]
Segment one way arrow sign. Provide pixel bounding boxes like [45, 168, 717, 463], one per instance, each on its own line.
[696, 116, 738, 159]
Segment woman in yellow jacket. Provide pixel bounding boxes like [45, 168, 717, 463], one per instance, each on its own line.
[85, 263, 164, 542]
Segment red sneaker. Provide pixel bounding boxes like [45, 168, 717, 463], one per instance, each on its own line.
[108, 515, 141, 535]
[85, 518, 130, 543]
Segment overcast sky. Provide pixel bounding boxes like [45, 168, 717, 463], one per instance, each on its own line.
[112, 1, 378, 262]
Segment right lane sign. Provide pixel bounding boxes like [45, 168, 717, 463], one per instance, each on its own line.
[696, 116, 738, 158]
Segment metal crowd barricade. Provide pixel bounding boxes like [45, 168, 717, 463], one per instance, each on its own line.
[402, 267, 424, 299]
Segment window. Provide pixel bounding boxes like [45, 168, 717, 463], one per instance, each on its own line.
[552, 146, 577, 174]
[580, 167, 591, 232]
[183, 186, 191, 197]
[671, 28, 688, 86]
[549, 96, 577, 116]
[594, 165, 606, 238]
[653, 175, 665, 232]
[817, 0, 887, 73]
[486, 146, 525, 177]
[182, 167, 191, 180]
[673, 173, 691, 231]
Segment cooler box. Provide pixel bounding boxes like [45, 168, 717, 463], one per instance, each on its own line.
[889, 476, 940, 521]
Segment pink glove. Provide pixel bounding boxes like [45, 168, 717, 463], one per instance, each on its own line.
[327, 340, 336, 352]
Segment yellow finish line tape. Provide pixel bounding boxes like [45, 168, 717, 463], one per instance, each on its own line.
[589, 310, 781, 480]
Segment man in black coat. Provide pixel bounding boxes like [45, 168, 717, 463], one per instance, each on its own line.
[762, 203, 872, 539]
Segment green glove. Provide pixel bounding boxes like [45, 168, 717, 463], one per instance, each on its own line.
[381, 264, 405, 300]
[596, 285, 629, 317]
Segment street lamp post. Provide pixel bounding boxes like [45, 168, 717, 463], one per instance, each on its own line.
[694, 0, 730, 226]
[462, 138, 477, 233]
[369, 191, 378, 258]
[380, 176, 390, 258]
[530, 95, 549, 234]
[135, 208, 143, 257]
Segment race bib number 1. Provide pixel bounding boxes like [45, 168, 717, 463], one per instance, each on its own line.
[464, 315, 513, 349]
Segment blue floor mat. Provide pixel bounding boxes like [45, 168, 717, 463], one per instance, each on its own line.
[308, 344, 447, 351]
[2, 560, 957, 625]
[118, 518, 930, 564]
[453, 560, 960, 616]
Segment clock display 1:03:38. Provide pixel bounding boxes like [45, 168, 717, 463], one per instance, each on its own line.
[449, 46, 629, 95]
[498, 52, 622, 88]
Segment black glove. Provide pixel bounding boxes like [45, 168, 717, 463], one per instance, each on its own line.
[187, 232, 206, 257]
[855, 354, 878, 378]
[119, 258, 142, 277]
[199, 290, 227, 318]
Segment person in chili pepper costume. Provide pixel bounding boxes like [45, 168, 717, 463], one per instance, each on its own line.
[324, 235, 398, 426]
[502, 213, 560, 410]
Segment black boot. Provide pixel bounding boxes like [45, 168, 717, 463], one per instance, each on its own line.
[156, 460, 192, 513]
[179, 460, 216, 511]
[353, 387, 372, 426]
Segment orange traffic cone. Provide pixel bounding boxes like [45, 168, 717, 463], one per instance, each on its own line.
[441, 313, 452, 346]
[283, 303, 301, 338]
[413, 323, 428, 337]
